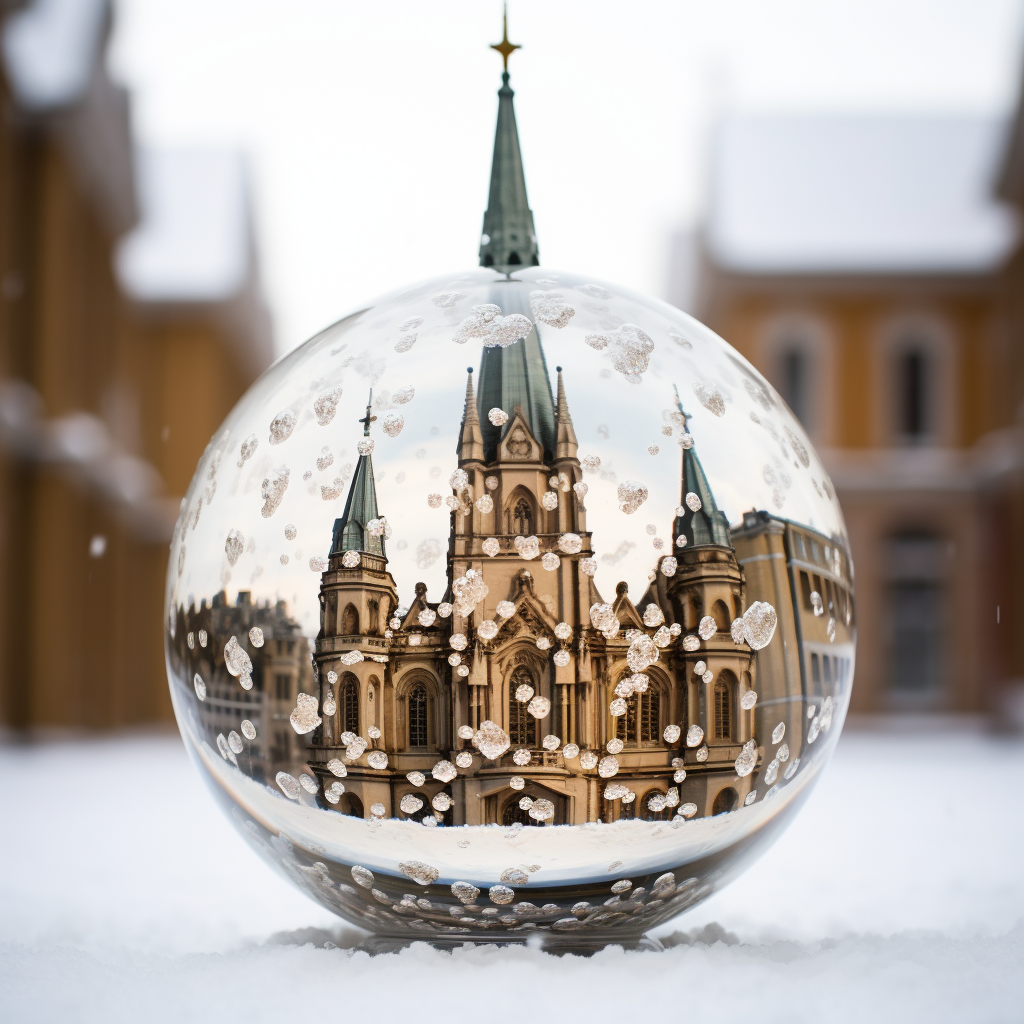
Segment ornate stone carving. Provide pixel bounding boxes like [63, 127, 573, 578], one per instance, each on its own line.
[506, 430, 530, 458]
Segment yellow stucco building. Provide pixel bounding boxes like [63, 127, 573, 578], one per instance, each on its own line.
[0, 0, 272, 730]
[681, 113, 1021, 717]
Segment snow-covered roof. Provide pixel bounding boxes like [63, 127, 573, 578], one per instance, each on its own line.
[705, 115, 1017, 275]
[1, 0, 108, 111]
[116, 149, 252, 304]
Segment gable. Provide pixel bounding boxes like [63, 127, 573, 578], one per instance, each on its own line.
[498, 408, 544, 463]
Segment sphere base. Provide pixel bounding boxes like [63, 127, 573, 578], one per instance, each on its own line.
[353, 932, 665, 956]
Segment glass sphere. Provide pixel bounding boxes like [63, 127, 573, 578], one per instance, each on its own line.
[165, 267, 855, 946]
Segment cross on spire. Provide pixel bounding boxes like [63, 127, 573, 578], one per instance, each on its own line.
[359, 391, 376, 436]
[490, 2, 521, 71]
[673, 384, 692, 433]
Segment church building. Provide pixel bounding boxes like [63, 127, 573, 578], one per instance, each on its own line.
[306, 38, 762, 825]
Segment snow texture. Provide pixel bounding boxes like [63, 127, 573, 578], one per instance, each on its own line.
[1, 0, 107, 111]
[1, 725, 1021, 1023]
[707, 115, 1017, 274]
[116, 149, 251, 303]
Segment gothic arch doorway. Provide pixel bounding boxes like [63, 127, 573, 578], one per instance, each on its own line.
[493, 784, 566, 826]
[337, 793, 363, 818]
[713, 788, 738, 815]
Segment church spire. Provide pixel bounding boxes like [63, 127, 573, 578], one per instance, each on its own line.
[458, 367, 485, 463]
[554, 366, 578, 460]
[474, 9, 555, 462]
[479, 6, 538, 271]
[331, 392, 385, 557]
[672, 387, 731, 549]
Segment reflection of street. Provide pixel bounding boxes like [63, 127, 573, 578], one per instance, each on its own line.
[733, 511, 855, 791]
[168, 591, 314, 783]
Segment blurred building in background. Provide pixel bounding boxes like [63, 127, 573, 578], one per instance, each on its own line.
[679, 110, 1024, 718]
[0, 0, 271, 730]
[2, 0, 1021, 731]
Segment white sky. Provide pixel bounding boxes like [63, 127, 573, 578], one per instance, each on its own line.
[110, 0, 1024, 355]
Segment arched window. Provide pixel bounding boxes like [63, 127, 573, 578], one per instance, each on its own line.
[712, 788, 737, 815]
[616, 680, 661, 744]
[711, 599, 730, 632]
[899, 349, 929, 439]
[511, 498, 533, 536]
[342, 604, 359, 636]
[338, 793, 363, 819]
[640, 687, 660, 742]
[780, 348, 809, 425]
[508, 667, 537, 747]
[367, 600, 379, 636]
[507, 251, 521, 265]
[408, 684, 428, 748]
[641, 789, 669, 821]
[714, 679, 733, 740]
[401, 791, 431, 822]
[616, 690, 636, 742]
[502, 796, 542, 826]
[341, 674, 359, 735]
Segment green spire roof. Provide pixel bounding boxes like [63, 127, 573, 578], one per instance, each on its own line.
[672, 394, 731, 548]
[476, 324, 556, 461]
[674, 445, 731, 548]
[474, 17, 553, 462]
[479, 58, 538, 270]
[330, 396, 385, 557]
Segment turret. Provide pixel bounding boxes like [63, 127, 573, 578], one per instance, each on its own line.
[330, 393, 385, 558]
[672, 392, 731, 549]
[458, 367, 485, 464]
[554, 366, 578, 461]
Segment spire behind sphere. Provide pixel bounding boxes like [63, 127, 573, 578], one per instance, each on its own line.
[479, 7, 538, 271]
[475, 8, 555, 462]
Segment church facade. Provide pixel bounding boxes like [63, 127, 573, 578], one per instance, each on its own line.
[307, 362, 760, 825]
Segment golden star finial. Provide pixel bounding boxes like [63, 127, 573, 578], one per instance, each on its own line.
[490, 3, 521, 71]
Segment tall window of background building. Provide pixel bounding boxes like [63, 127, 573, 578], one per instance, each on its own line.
[886, 531, 946, 705]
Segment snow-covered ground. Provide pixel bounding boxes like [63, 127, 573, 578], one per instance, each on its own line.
[1, 723, 1022, 1023]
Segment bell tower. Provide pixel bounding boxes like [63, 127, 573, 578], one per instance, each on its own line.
[314, 393, 399, 746]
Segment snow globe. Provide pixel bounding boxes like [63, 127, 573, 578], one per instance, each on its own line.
[164, 27, 855, 949]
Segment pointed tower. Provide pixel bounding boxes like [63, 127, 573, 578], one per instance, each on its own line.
[479, 7, 539, 271]
[458, 367, 485, 464]
[313, 393, 402, 759]
[672, 398, 731, 549]
[475, 9, 557, 462]
[331, 395, 385, 558]
[554, 366, 578, 461]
